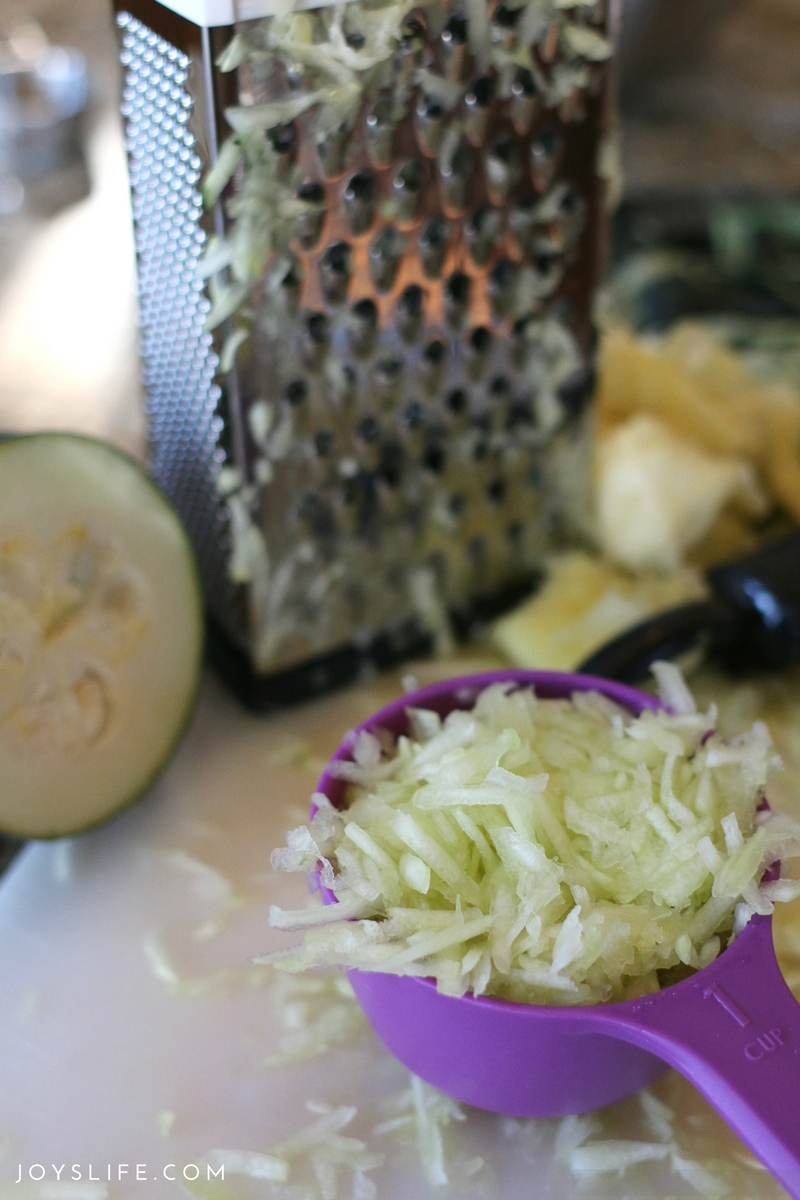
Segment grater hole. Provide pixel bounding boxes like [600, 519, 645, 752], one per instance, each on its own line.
[446, 387, 468, 415]
[444, 271, 471, 325]
[470, 407, 492, 433]
[378, 439, 405, 486]
[286, 378, 309, 406]
[375, 357, 403, 407]
[419, 216, 450, 278]
[343, 170, 376, 235]
[488, 375, 511, 399]
[394, 159, 426, 224]
[422, 441, 446, 473]
[488, 258, 518, 320]
[468, 325, 493, 355]
[401, 12, 427, 48]
[349, 297, 378, 355]
[422, 338, 447, 367]
[415, 93, 446, 156]
[366, 97, 395, 168]
[486, 137, 521, 205]
[466, 205, 503, 265]
[314, 429, 335, 457]
[305, 312, 329, 342]
[506, 396, 534, 428]
[357, 415, 381, 444]
[530, 127, 564, 192]
[442, 13, 468, 46]
[401, 399, 425, 429]
[298, 179, 325, 202]
[396, 283, 426, 341]
[268, 122, 296, 156]
[302, 311, 330, 368]
[487, 477, 507, 504]
[319, 241, 352, 304]
[369, 226, 405, 292]
[466, 75, 495, 107]
[467, 535, 487, 563]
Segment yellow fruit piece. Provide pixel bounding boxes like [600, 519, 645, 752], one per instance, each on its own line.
[597, 323, 800, 524]
[491, 552, 707, 671]
[596, 415, 765, 572]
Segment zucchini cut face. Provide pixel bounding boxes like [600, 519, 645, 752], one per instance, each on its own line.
[0, 434, 203, 838]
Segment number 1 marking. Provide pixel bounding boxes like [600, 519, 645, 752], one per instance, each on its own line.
[702, 983, 751, 1027]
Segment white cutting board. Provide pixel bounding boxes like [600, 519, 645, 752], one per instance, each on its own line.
[0, 664, 790, 1200]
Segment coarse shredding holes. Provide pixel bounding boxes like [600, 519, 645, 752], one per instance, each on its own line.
[469, 326, 492, 354]
[466, 76, 495, 107]
[446, 388, 468, 414]
[423, 339, 447, 365]
[493, 3, 520, 28]
[286, 379, 309, 405]
[323, 243, 351, 271]
[445, 271, 471, 305]
[379, 440, 405, 485]
[442, 13, 468, 45]
[512, 67, 537, 97]
[418, 94, 444, 120]
[423, 442, 446, 472]
[401, 14, 427, 47]
[350, 298, 378, 355]
[396, 159, 424, 190]
[306, 312, 330, 342]
[377, 358, 402, 381]
[402, 400, 425, 429]
[343, 170, 376, 233]
[398, 284, 424, 317]
[269, 123, 296, 155]
[369, 227, 405, 291]
[419, 216, 449, 277]
[320, 242, 352, 302]
[298, 181, 325, 203]
[488, 376, 511, 398]
[358, 415, 381, 443]
[507, 397, 534, 428]
[315, 430, 335, 456]
[353, 297, 378, 324]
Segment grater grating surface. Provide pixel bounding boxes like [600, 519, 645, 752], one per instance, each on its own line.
[118, 12, 244, 648]
[115, 0, 616, 707]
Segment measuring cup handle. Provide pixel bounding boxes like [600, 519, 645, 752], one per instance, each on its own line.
[599, 916, 800, 1197]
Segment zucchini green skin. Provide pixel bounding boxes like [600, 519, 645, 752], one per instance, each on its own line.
[0, 432, 205, 839]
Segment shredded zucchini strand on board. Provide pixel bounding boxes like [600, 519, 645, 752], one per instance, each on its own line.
[265, 667, 800, 1005]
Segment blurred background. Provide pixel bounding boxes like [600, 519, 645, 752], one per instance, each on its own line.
[4, 0, 800, 459]
[0, 0, 144, 456]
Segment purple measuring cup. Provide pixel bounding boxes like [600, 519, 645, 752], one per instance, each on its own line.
[315, 670, 800, 1197]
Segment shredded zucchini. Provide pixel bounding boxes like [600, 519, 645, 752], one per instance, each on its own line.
[265, 668, 800, 1005]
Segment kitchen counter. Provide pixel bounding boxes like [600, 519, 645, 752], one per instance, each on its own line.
[0, 661, 796, 1200]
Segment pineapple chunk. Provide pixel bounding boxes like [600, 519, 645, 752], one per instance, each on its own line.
[491, 552, 706, 671]
[596, 415, 766, 572]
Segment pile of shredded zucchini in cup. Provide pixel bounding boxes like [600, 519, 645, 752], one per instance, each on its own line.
[265, 665, 800, 1006]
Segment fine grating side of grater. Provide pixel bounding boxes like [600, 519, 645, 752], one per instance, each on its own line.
[113, 0, 620, 709]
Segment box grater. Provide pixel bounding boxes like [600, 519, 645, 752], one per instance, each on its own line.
[113, 0, 619, 708]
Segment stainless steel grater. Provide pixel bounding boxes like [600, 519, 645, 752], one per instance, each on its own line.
[113, 0, 619, 708]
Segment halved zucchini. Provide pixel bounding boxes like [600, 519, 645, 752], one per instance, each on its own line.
[0, 434, 203, 837]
